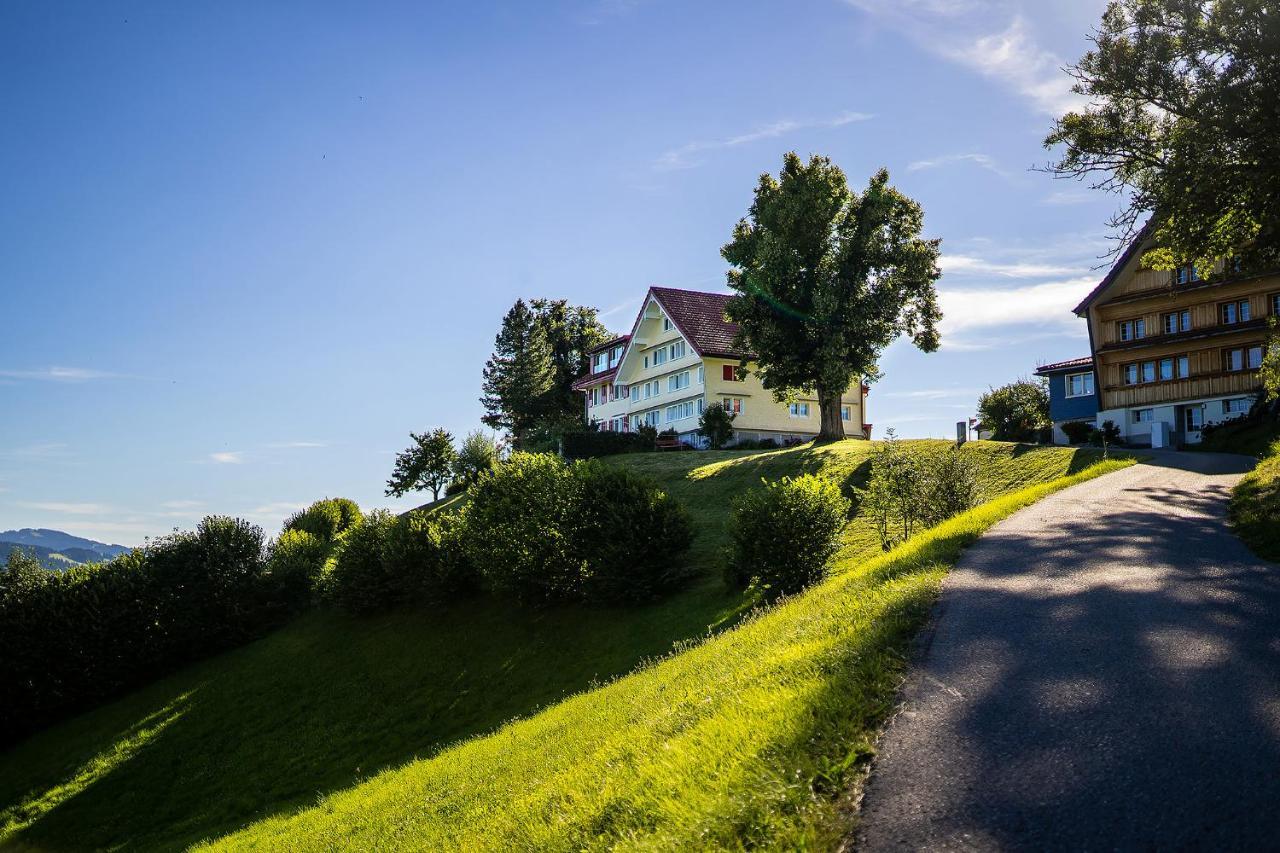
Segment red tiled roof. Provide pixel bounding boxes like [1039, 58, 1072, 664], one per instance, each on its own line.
[648, 287, 751, 359]
[586, 334, 630, 355]
[571, 366, 617, 390]
[1034, 356, 1094, 375]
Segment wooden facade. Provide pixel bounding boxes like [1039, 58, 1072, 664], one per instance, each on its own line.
[1079, 244, 1279, 415]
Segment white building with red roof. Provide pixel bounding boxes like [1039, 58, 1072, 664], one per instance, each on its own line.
[572, 287, 869, 446]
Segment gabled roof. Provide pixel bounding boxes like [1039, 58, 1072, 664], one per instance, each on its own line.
[1034, 356, 1094, 376]
[1073, 222, 1154, 316]
[647, 286, 751, 360]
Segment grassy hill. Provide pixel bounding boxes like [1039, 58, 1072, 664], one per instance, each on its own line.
[0, 441, 1117, 851]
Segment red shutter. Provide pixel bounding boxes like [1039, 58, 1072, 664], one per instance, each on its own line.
[722, 365, 734, 381]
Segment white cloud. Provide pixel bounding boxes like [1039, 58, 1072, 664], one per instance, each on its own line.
[18, 501, 112, 515]
[267, 441, 328, 449]
[0, 367, 127, 382]
[655, 111, 873, 171]
[940, 254, 1079, 279]
[908, 152, 1012, 179]
[939, 275, 1095, 335]
[844, 2, 1084, 116]
[250, 501, 307, 516]
[209, 451, 244, 465]
[1042, 187, 1097, 206]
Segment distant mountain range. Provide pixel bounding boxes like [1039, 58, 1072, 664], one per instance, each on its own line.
[0, 528, 132, 571]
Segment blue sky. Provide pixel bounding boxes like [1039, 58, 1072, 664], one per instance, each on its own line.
[1, 0, 1118, 543]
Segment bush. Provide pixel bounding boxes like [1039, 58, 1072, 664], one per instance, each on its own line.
[1061, 420, 1094, 445]
[265, 529, 329, 611]
[284, 498, 363, 543]
[325, 510, 401, 615]
[0, 516, 273, 745]
[918, 447, 981, 526]
[573, 462, 695, 603]
[465, 452, 583, 602]
[561, 430, 652, 460]
[857, 434, 981, 550]
[464, 452, 695, 604]
[384, 508, 475, 601]
[977, 379, 1050, 441]
[698, 403, 736, 449]
[727, 474, 850, 596]
[1090, 419, 1122, 448]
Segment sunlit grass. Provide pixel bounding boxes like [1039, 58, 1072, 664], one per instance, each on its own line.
[0, 441, 1116, 851]
[1230, 438, 1280, 561]
[203, 458, 1133, 851]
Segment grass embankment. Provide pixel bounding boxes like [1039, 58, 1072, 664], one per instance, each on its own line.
[1230, 438, 1280, 561]
[0, 441, 1111, 851]
[1196, 418, 1280, 458]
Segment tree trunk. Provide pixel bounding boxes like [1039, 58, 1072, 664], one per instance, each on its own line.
[816, 389, 846, 443]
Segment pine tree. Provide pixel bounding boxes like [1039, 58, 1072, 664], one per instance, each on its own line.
[480, 299, 556, 446]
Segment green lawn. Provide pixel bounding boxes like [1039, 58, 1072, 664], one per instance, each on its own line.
[0, 441, 1114, 851]
[1230, 438, 1280, 562]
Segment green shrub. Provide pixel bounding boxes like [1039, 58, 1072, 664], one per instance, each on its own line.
[727, 474, 850, 595]
[284, 498, 363, 543]
[326, 511, 401, 615]
[1090, 419, 1122, 448]
[1060, 420, 1094, 445]
[918, 446, 981, 527]
[697, 403, 736, 449]
[561, 430, 652, 460]
[0, 516, 272, 745]
[573, 462, 695, 603]
[464, 453, 584, 602]
[857, 431, 925, 550]
[265, 529, 328, 610]
[385, 509, 476, 600]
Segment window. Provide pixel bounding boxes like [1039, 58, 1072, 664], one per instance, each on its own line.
[696, 398, 705, 416]
[1065, 372, 1094, 397]
[667, 371, 690, 393]
[1224, 398, 1251, 415]
[697, 366, 704, 384]
[722, 397, 744, 415]
[1134, 409, 1154, 423]
[643, 356, 649, 369]
[1221, 300, 1252, 325]
[1184, 406, 1204, 432]
[722, 364, 743, 382]
[662, 317, 673, 331]
[1175, 265, 1200, 285]
[653, 347, 667, 366]
[670, 341, 685, 360]
[1162, 311, 1191, 335]
[1159, 358, 1175, 381]
[1176, 355, 1190, 379]
[841, 406, 852, 422]
[1123, 364, 1139, 385]
[1141, 361, 1156, 383]
[1272, 293, 1280, 316]
[1119, 319, 1146, 341]
[593, 352, 608, 372]
[666, 401, 695, 422]
[788, 402, 811, 417]
[643, 410, 661, 427]
[1222, 347, 1261, 371]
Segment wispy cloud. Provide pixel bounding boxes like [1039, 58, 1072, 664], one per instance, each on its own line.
[1042, 187, 1097, 206]
[266, 441, 328, 449]
[844, 1, 1084, 116]
[250, 501, 307, 516]
[209, 451, 244, 465]
[938, 275, 1095, 348]
[908, 152, 1012, 179]
[940, 254, 1079, 279]
[18, 501, 112, 515]
[0, 367, 129, 383]
[655, 111, 873, 171]
[2, 442, 71, 461]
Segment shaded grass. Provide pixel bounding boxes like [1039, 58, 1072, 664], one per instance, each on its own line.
[1229, 438, 1280, 562]
[0, 441, 1107, 851]
[1194, 417, 1280, 458]
[203, 458, 1133, 851]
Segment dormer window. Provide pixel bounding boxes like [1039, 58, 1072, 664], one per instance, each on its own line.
[663, 317, 673, 332]
[1175, 265, 1200, 285]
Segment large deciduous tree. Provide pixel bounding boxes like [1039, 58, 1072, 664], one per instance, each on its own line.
[479, 298, 607, 448]
[1045, 0, 1280, 270]
[721, 153, 942, 442]
[386, 428, 457, 502]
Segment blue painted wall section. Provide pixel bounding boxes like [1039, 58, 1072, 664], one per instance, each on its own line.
[1046, 372, 1099, 423]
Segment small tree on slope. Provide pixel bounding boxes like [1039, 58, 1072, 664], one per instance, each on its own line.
[386, 429, 458, 502]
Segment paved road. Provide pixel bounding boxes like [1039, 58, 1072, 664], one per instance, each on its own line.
[857, 452, 1280, 851]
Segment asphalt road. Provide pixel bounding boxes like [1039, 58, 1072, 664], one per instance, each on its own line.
[856, 451, 1280, 852]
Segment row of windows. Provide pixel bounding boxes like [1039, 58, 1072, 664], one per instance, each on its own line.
[645, 339, 686, 368]
[1115, 293, 1280, 342]
[1120, 346, 1263, 386]
[1131, 398, 1251, 432]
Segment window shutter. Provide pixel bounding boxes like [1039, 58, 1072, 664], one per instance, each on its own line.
[722, 365, 733, 381]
